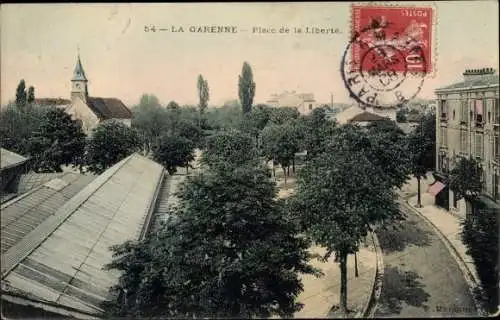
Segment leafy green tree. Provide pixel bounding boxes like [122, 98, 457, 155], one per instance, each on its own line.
[268, 107, 300, 125]
[238, 62, 256, 114]
[449, 157, 483, 219]
[85, 120, 140, 174]
[131, 94, 168, 155]
[0, 104, 50, 154]
[396, 108, 407, 122]
[240, 104, 271, 149]
[261, 123, 299, 181]
[205, 105, 243, 130]
[152, 134, 195, 175]
[15, 79, 27, 110]
[26, 108, 86, 172]
[289, 132, 402, 315]
[197, 74, 210, 126]
[407, 112, 436, 207]
[103, 163, 318, 318]
[166, 100, 180, 110]
[27, 86, 35, 105]
[297, 108, 337, 160]
[202, 130, 258, 168]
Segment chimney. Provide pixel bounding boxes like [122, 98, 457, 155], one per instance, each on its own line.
[463, 67, 496, 82]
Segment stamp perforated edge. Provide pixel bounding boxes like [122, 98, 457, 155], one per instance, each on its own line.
[348, 2, 438, 79]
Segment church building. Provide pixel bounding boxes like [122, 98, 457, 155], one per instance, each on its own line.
[36, 54, 132, 134]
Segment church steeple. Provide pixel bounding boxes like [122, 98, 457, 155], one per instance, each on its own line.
[71, 51, 88, 102]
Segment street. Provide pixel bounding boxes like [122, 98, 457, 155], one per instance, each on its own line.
[373, 205, 478, 317]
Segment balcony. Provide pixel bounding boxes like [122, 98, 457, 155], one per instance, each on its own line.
[440, 113, 448, 122]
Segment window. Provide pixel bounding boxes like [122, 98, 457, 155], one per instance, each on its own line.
[309, 104, 313, 110]
[461, 100, 468, 123]
[440, 127, 448, 147]
[460, 130, 468, 153]
[440, 100, 448, 121]
[475, 133, 483, 158]
[495, 135, 499, 161]
[489, 111, 492, 123]
[494, 174, 499, 201]
[474, 99, 484, 126]
[495, 98, 500, 125]
[453, 110, 456, 120]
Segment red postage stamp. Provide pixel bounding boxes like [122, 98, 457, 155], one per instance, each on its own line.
[351, 5, 433, 74]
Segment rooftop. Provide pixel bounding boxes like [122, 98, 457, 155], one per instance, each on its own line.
[436, 68, 499, 92]
[86, 97, 132, 120]
[1, 153, 165, 319]
[0, 148, 29, 171]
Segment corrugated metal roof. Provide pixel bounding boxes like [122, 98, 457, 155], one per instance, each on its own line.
[1, 172, 96, 254]
[1, 153, 164, 318]
[0, 149, 28, 171]
[16, 172, 67, 194]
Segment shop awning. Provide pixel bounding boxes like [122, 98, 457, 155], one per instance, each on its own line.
[428, 181, 446, 196]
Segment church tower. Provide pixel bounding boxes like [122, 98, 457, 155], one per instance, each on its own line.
[71, 54, 88, 103]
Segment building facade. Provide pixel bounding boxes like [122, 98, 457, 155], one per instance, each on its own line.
[434, 67, 500, 216]
[266, 91, 317, 115]
[35, 54, 132, 135]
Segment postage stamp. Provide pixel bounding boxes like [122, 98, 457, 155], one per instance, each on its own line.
[342, 4, 434, 108]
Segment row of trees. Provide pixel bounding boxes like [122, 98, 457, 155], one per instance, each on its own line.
[103, 129, 319, 318]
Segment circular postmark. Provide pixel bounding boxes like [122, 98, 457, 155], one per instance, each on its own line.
[341, 21, 427, 108]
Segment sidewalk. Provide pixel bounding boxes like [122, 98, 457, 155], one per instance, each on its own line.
[294, 237, 377, 318]
[399, 176, 485, 315]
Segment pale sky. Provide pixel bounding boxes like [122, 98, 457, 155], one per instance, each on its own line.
[1, 1, 499, 107]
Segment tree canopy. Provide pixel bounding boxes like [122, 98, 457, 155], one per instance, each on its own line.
[449, 156, 483, 202]
[26, 108, 86, 172]
[201, 130, 258, 168]
[103, 163, 318, 318]
[238, 62, 256, 114]
[152, 134, 195, 175]
[84, 120, 140, 174]
[289, 127, 403, 313]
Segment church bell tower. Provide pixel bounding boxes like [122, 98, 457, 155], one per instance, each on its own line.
[71, 53, 88, 103]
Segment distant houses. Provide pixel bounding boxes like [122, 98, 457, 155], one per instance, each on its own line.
[266, 91, 317, 115]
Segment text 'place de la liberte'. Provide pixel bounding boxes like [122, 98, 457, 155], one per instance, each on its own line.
[144, 25, 342, 35]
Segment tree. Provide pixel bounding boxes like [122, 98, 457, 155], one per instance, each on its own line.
[407, 112, 436, 207]
[240, 104, 271, 149]
[26, 108, 86, 173]
[197, 75, 210, 126]
[166, 100, 180, 110]
[396, 108, 407, 123]
[85, 120, 140, 174]
[0, 104, 50, 154]
[152, 134, 195, 175]
[261, 123, 299, 182]
[27, 86, 35, 105]
[103, 163, 318, 318]
[449, 157, 483, 219]
[289, 132, 403, 315]
[202, 130, 258, 169]
[15, 79, 27, 110]
[238, 62, 256, 114]
[268, 107, 300, 125]
[131, 94, 168, 155]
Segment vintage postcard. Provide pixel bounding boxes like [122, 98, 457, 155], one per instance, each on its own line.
[1, 2, 499, 319]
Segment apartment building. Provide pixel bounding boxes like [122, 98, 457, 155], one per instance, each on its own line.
[434, 67, 499, 216]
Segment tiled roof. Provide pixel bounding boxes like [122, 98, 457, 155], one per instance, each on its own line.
[34, 98, 71, 106]
[0, 172, 96, 255]
[1, 153, 164, 318]
[0, 148, 29, 171]
[86, 97, 132, 120]
[436, 74, 499, 91]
